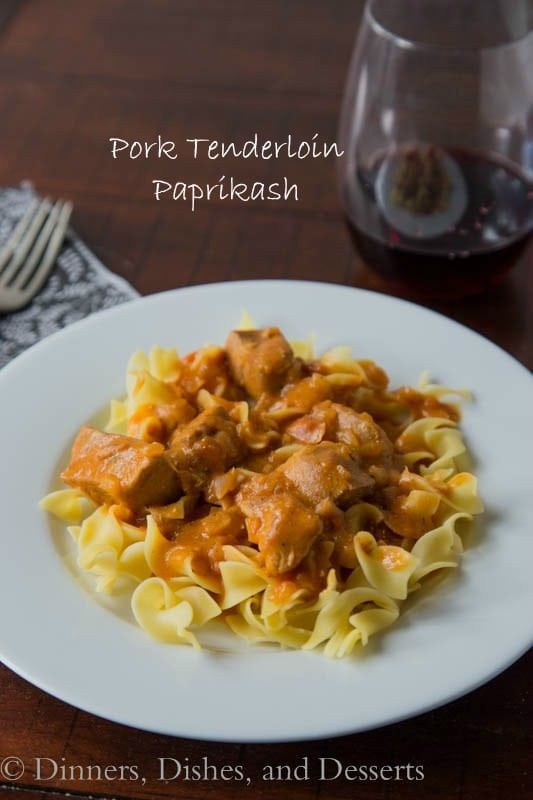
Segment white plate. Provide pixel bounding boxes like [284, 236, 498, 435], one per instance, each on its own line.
[0, 280, 531, 743]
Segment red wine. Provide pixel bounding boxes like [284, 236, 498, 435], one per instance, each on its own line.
[344, 147, 533, 297]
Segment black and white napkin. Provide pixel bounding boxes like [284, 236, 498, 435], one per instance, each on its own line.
[0, 183, 139, 367]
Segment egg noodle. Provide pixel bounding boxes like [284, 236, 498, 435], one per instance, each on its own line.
[41, 316, 482, 658]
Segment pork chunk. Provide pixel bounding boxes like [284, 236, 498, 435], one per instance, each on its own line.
[61, 425, 180, 511]
[332, 405, 394, 462]
[237, 472, 322, 575]
[225, 327, 295, 398]
[279, 442, 374, 508]
[236, 441, 373, 575]
[287, 401, 394, 464]
[168, 407, 246, 492]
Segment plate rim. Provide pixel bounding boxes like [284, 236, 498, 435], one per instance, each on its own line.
[1, 279, 531, 386]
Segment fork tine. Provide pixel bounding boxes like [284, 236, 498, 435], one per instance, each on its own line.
[12, 200, 63, 289]
[23, 201, 72, 297]
[0, 199, 51, 287]
[0, 197, 40, 273]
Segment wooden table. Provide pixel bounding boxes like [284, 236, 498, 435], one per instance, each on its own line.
[0, 2, 531, 798]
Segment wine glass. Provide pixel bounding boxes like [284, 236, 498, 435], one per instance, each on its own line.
[338, 0, 533, 298]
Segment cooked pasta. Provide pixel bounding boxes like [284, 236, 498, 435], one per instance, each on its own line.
[40, 320, 482, 657]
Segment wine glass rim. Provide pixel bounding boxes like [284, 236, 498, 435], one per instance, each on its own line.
[365, 1, 533, 53]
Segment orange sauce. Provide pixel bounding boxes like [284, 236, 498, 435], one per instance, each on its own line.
[384, 484, 438, 538]
[269, 542, 332, 605]
[128, 404, 165, 442]
[357, 359, 389, 389]
[392, 387, 459, 421]
[279, 374, 331, 410]
[270, 570, 326, 606]
[182, 346, 239, 398]
[332, 527, 359, 569]
[157, 508, 245, 581]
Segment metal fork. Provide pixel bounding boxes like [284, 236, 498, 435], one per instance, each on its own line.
[0, 197, 73, 312]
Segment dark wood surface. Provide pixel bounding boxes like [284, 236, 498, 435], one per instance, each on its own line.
[0, 2, 531, 799]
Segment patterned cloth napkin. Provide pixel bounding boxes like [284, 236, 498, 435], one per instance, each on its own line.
[0, 184, 139, 367]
